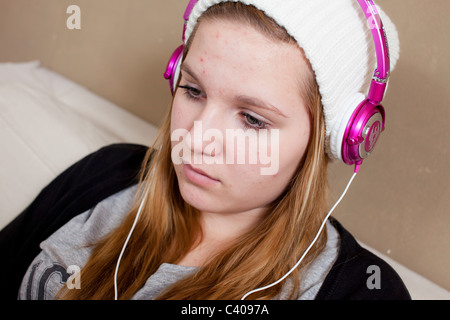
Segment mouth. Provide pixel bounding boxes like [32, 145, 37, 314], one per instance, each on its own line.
[183, 163, 220, 186]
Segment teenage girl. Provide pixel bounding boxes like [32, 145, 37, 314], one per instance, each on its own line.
[1, 0, 410, 300]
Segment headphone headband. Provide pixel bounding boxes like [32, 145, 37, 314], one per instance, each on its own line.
[163, 0, 198, 93]
[358, 0, 390, 79]
[184, 0, 198, 21]
[357, 0, 390, 104]
[183, 0, 198, 41]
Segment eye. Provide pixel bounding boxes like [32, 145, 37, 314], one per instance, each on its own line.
[240, 112, 268, 130]
[178, 85, 204, 101]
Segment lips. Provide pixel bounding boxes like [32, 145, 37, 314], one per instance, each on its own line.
[189, 164, 217, 179]
[183, 163, 220, 186]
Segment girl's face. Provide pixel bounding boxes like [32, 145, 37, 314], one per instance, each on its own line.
[171, 19, 312, 218]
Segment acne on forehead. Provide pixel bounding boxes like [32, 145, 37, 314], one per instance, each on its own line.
[187, 19, 309, 112]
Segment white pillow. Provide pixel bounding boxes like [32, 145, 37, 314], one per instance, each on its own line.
[0, 62, 159, 228]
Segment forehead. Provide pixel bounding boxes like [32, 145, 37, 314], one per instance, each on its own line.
[184, 19, 310, 113]
[188, 18, 302, 67]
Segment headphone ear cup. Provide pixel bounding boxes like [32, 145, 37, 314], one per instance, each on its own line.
[329, 93, 366, 162]
[329, 93, 385, 165]
[341, 98, 386, 165]
[164, 45, 184, 95]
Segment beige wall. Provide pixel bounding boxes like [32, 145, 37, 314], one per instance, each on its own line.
[0, 0, 449, 290]
[0, 0, 181, 126]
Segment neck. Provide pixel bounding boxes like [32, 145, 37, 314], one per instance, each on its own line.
[177, 208, 266, 267]
[199, 207, 266, 243]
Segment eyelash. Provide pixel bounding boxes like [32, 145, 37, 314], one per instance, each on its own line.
[239, 112, 268, 130]
[177, 85, 269, 130]
[178, 85, 203, 101]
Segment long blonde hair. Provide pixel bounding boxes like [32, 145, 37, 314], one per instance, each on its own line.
[59, 2, 329, 300]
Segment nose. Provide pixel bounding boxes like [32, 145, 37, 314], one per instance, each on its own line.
[187, 103, 225, 163]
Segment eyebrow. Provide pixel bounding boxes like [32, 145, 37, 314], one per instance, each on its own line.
[180, 63, 288, 118]
[180, 63, 203, 86]
[234, 95, 288, 118]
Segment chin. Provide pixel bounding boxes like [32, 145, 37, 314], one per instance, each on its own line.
[176, 181, 228, 214]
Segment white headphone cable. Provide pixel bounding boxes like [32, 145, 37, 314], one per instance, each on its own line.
[114, 193, 147, 300]
[113, 165, 358, 300]
[241, 170, 359, 300]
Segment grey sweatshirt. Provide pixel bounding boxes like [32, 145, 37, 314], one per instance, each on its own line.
[18, 185, 339, 300]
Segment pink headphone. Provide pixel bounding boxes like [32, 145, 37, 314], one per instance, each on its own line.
[164, 0, 390, 171]
[163, 0, 197, 95]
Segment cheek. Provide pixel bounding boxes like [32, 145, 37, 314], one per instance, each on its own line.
[171, 95, 187, 131]
[224, 164, 286, 207]
[280, 132, 309, 165]
[279, 118, 311, 166]
[226, 124, 310, 196]
[170, 96, 195, 158]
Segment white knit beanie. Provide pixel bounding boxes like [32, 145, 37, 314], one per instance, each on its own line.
[184, 0, 400, 161]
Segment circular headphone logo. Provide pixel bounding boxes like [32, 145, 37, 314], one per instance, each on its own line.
[365, 121, 381, 153]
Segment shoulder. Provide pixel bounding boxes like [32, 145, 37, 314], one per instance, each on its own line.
[28, 143, 150, 230]
[68, 143, 150, 183]
[45, 143, 148, 208]
[0, 143, 150, 299]
[18, 183, 139, 300]
[315, 218, 411, 300]
[32, 142, 151, 240]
